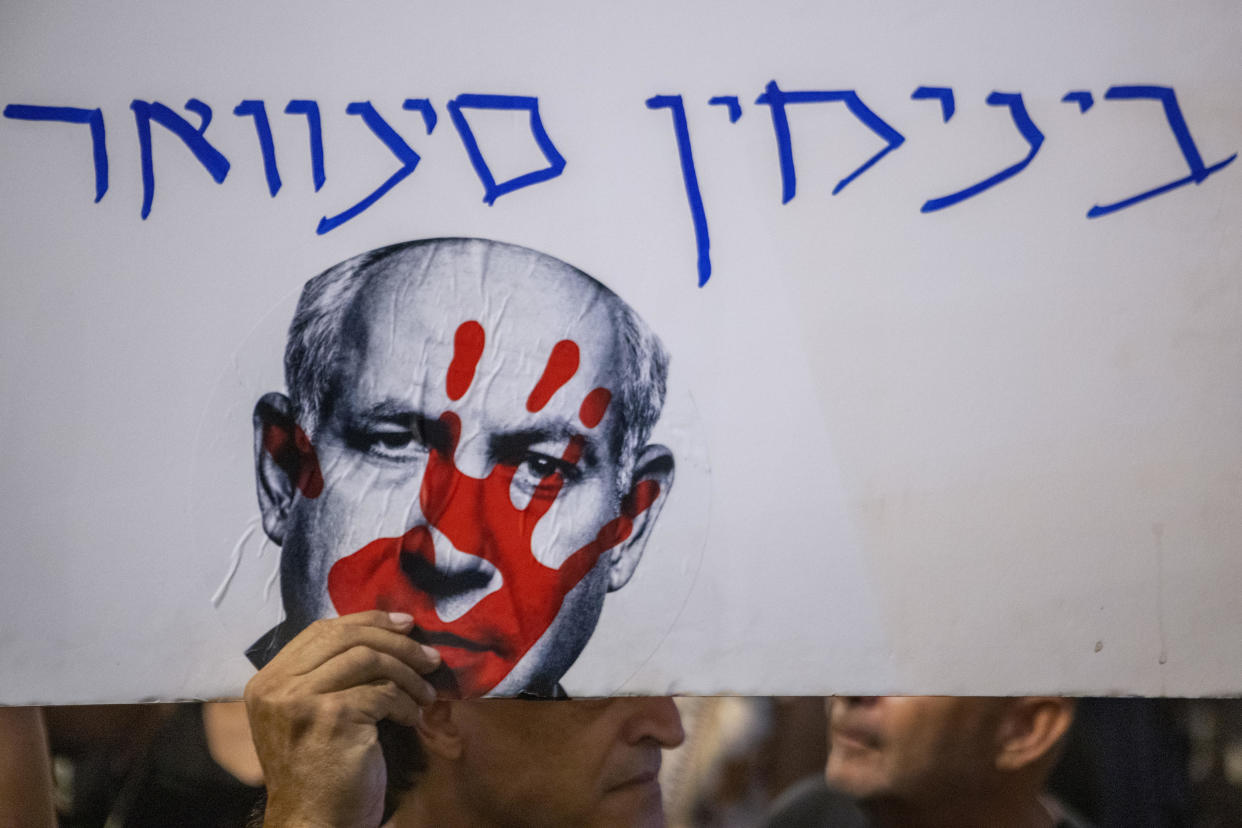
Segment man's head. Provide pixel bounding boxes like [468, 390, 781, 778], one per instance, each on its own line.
[391, 697, 684, 828]
[253, 239, 674, 697]
[825, 696, 1074, 825]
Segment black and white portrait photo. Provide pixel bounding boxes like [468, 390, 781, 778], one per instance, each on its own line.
[247, 238, 676, 697]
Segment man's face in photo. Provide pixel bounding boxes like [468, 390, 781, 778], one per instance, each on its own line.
[255, 241, 672, 697]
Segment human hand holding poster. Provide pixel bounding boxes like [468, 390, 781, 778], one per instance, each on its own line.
[2, 0, 1240, 702]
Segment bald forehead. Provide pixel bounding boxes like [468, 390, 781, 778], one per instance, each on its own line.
[352, 240, 615, 338]
[330, 241, 627, 428]
[378, 240, 606, 312]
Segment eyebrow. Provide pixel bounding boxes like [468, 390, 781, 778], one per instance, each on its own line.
[343, 406, 454, 451]
[492, 426, 601, 466]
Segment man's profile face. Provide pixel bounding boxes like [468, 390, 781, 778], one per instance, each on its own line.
[258, 243, 671, 698]
[825, 696, 1005, 806]
[447, 697, 685, 828]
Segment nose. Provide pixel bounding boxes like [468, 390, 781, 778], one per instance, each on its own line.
[835, 696, 879, 709]
[398, 524, 502, 622]
[828, 696, 879, 722]
[620, 697, 685, 748]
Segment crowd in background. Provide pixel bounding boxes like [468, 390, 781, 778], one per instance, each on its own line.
[4, 696, 1242, 827]
[666, 698, 1241, 827]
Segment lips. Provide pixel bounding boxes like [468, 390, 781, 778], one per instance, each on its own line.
[831, 723, 881, 752]
[410, 628, 499, 698]
[611, 770, 659, 791]
[327, 530, 513, 698]
[605, 752, 663, 794]
[414, 628, 492, 652]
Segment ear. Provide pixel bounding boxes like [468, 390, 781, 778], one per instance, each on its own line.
[606, 444, 674, 591]
[994, 697, 1074, 773]
[253, 392, 321, 546]
[414, 700, 463, 761]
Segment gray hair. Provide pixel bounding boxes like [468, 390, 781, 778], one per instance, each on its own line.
[283, 238, 669, 477]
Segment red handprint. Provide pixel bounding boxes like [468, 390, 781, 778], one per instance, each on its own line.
[326, 320, 658, 698]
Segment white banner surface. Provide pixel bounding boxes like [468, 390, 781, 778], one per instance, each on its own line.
[2, 1, 1240, 702]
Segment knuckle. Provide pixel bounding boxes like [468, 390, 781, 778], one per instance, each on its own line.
[306, 618, 335, 643]
[352, 645, 382, 671]
[244, 673, 278, 703]
[307, 618, 328, 634]
[267, 687, 303, 717]
[399, 639, 434, 668]
[318, 697, 347, 723]
[322, 622, 357, 653]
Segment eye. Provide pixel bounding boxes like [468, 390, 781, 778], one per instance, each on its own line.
[345, 424, 427, 461]
[373, 430, 414, 452]
[510, 451, 581, 495]
[522, 453, 564, 479]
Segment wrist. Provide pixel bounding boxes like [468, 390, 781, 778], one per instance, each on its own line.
[263, 796, 348, 828]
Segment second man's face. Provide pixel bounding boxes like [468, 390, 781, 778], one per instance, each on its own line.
[271, 256, 653, 697]
[826, 696, 1007, 805]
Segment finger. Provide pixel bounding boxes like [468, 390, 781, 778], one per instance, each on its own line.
[335, 609, 416, 632]
[294, 625, 441, 676]
[308, 646, 437, 707]
[269, 611, 412, 669]
[335, 681, 424, 728]
[276, 617, 441, 677]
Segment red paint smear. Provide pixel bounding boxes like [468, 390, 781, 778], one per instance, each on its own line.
[445, 320, 485, 401]
[328, 441, 658, 698]
[526, 339, 578, 412]
[262, 422, 323, 499]
[578, 387, 612, 429]
[328, 326, 644, 698]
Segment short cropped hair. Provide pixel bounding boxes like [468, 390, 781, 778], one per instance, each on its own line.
[283, 238, 669, 478]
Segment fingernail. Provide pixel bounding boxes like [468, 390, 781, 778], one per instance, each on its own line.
[388, 612, 414, 626]
[422, 645, 441, 664]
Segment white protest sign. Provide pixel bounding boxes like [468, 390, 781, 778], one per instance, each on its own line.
[2, 0, 1240, 702]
